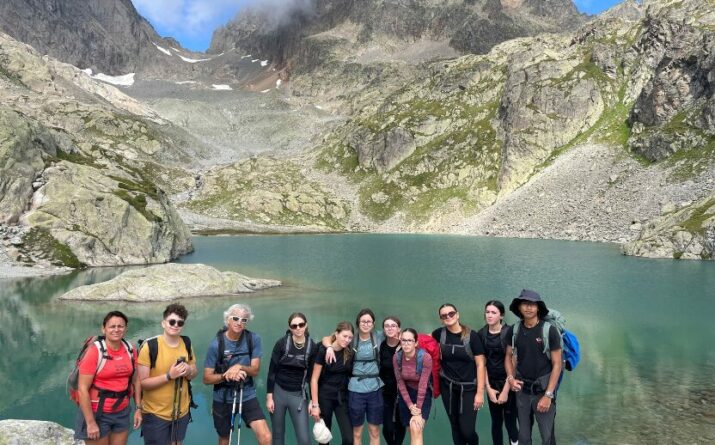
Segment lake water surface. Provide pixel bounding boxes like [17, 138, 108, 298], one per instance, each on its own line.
[1, 234, 714, 444]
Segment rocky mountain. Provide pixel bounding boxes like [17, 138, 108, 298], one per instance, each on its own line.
[190, 0, 714, 259]
[0, 0, 169, 76]
[0, 0, 713, 265]
[209, 0, 585, 70]
[0, 31, 198, 267]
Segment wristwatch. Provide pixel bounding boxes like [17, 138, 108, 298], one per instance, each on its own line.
[544, 391, 555, 399]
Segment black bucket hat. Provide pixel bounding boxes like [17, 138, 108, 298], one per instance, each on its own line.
[509, 289, 549, 319]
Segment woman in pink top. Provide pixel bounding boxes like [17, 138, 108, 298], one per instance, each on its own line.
[393, 328, 433, 445]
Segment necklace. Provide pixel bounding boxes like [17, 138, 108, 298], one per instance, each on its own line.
[294, 339, 305, 350]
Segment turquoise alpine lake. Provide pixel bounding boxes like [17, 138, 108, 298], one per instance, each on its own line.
[1, 234, 714, 444]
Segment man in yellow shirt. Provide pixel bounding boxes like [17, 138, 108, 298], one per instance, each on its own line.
[138, 304, 198, 445]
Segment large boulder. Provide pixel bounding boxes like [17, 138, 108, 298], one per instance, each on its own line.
[0, 419, 83, 445]
[23, 161, 193, 267]
[58, 263, 281, 302]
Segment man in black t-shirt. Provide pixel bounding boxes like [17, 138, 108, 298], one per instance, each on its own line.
[505, 289, 562, 445]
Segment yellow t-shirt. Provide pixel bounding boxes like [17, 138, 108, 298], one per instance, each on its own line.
[138, 335, 196, 420]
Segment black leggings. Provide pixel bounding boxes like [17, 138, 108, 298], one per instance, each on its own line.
[440, 380, 479, 445]
[319, 393, 353, 445]
[487, 390, 518, 445]
[382, 393, 406, 445]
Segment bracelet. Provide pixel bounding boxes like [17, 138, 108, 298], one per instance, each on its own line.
[507, 375, 514, 382]
[311, 403, 319, 409]
[166, 371, 171, 381]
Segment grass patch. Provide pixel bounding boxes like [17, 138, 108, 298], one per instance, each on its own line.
[679, 198, 715, 234]
[112, 190, 161, 223]
[23, 227, 85, 269]
[55, 150, 101, 168]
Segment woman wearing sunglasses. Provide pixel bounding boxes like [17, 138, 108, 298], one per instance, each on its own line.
[432, 304, 486, 445]
[74, 311, 142, 445]
[266, 312, 317, 445]
[310, 321, 355, 444]
[393, 328, 433, 445]
[379, 316, 406, 445]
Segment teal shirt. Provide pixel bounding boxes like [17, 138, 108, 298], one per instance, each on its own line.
[348, 331, 385, 393]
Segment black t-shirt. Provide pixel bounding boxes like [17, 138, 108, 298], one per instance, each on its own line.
[514, 320, 561, 381]
[315, 344, 352, 399]
[379, 340, 399, 398]
[267, 335, 317, 393]
[431, 327, 485, 382]
[480, 324, 512, 384]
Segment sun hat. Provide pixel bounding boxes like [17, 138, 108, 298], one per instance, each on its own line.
[313, 418, 333, 443]
[509, 289, 549, 319]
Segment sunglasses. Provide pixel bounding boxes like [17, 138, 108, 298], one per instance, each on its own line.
[289, 322, 307, 329]
[167, 319, 185, 327]
[400, 338, 416, 343]
[230, 316, 249, 324]
[439, 310, 457, 320]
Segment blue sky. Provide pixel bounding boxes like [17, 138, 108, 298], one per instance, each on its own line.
[132, 0, 626, 53]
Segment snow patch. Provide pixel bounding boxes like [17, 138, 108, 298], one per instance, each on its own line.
[241, 54, 252, 59]
[251, 59, 259, 63]
[260, 60, 269, 67]
[179, 55, 211, 63]
[276, 79, 282, 88]
[81, 68, 93, 75]
[212, 84, 233, 91]
[153, 43, 172, 56]
[175, 80, 198, 85]
[314, 105, 324, 110]
[260, 89, 271, 93]
[92, 72, 135, 86]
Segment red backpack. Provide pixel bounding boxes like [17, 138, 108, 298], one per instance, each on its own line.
[417, 333, 441, 398]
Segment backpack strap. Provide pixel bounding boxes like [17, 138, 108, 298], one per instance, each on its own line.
[181, 335, 193, 361]
[462, 329, 474, 360]
[415, 348, 425, 376]
[94, 337, 110, 375]
[499, 325, 510, 350]
[542, 321, 552, 356]
[511, 321, 521, 363]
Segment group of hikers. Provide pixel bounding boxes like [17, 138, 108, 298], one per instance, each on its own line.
[72, 289, 567, 445]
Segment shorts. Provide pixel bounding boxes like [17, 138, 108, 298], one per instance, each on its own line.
[141, 412, 190, 445]
[74, 405, 130, 440]
[397, 386, 432, 426]
[212, 398, 266, 438]
[348, 389, 384, 426]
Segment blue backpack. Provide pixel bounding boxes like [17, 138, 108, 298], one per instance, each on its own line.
[512, 309, 581, 378]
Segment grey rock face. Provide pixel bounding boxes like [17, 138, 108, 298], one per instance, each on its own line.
[354, 126, 417, 173]
[0, 419, 83, 445]
[624, 194, 715, 259]
[627, 2, 715, 161]
[0, 109, 57, 224]
[0, 0, 163, 76]
[209, 0, 584, 70]
[58, 263, 281, 302]
[0, 32, 195, 268]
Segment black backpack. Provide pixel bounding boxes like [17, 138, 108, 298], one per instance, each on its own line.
[214, 327, 254, 389]
[139, 335, 198, 409]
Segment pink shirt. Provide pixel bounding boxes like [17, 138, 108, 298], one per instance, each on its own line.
[393, 351, 432, 410]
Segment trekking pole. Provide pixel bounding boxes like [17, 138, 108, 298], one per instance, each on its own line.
[174, 377, 183, 444]
[236, 382, 244, 445]
[169, 376, 180, 444]
[228, 382, 238, 445]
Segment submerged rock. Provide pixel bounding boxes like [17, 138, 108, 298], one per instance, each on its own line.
[58, 263, 281, 302]
[0, 419, 83, 445]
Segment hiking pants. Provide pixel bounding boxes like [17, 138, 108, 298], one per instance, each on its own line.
[318, 392, 353, 445]
[271, 384, 311, 445]
[516, 391, 556, 445]
[440, 380, 479, 445]
[382, 392, 406, 445]
[487, 389, 518, 445]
